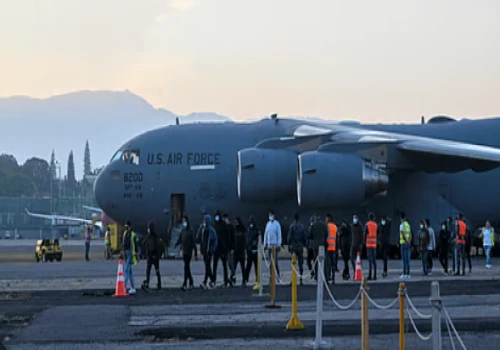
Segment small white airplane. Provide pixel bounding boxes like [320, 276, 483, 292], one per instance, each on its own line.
[24, 208, 104, 232]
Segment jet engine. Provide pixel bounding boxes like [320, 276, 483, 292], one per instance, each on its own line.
[237, 148, 297, 201]
[297, 151, 388, 207]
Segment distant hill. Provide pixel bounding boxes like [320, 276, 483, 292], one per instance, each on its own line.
[0, 90, 232, 179]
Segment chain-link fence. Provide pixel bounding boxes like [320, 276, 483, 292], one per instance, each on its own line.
[0, 196, 98, 230]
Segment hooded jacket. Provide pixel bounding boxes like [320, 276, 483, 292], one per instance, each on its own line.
[309, 219, 328, 250]
[351, 222, 364, 249]
[197, 215, 218, 256]
[288, 221, 307, 252]
[213, 210, 230, 253]
[175, 224, 197, 257]
[378, 219, 391, 246]
[234, 222, 247, 257]
[246, 217, 260, 252]
[144, 227, 161, 260]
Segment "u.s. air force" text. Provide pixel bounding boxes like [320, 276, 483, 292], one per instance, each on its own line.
[147, 152, 221, 165]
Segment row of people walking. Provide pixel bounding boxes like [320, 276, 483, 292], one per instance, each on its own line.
[117, 210, 496, 295]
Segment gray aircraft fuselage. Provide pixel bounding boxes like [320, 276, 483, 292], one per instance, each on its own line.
[93, 116, 500, 247]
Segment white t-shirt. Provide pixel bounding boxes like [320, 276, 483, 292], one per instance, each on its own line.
[483, 228, 493, 246]
[427, 227, 436, 250]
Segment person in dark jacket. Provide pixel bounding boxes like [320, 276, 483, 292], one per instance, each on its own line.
[350, 215, 364, 273]
[338, 220, 352, 280]
[438, 220, 450, 274]
[212, 210, 231, 287]
[306, 215, 316, 279]
[378, 215, 391, 278]
[197, 214, 218, 290]
[176, 215, 198, 291]
[287, 213, 307, 285]
[233, 217, 247, 286]
[418, 220, 430, 276]
[244, 216, 260, 285]
[224, 213, 237, 284]
[309, 214, 328, 281]
[464, 220, 472, 274]
[141, 221, 162, 291]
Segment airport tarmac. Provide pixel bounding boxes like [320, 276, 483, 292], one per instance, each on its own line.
[1, 240, 499, 349]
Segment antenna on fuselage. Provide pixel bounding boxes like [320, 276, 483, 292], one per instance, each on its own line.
[176, 117, 180, 125]
[421, 115, 425, 124]
[271, 113, 278, 124]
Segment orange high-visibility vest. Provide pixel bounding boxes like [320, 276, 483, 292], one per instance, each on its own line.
[456, 220, 467, 245]
[326, 222, 337, 252]
[366, 221, 378, 248]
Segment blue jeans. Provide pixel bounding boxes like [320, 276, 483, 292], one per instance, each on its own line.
[367, 248, 377, 277]
[85, 242, 90, 261]
[401, 244, 411, 275]
[420, 249, 429, 275]
[455, 244, 465, 274]
[124, 250, 135, 289]
[485, 246, 492, 266]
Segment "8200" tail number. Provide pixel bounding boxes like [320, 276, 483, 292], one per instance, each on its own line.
[124, 172, 143, 182]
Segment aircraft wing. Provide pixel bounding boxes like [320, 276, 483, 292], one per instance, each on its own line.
[265, 123, 500, 173]
[83, 205, 103, 214]
[25, 209, 93, 225]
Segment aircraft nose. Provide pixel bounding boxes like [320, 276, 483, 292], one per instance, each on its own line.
[93, 167, 109, 210]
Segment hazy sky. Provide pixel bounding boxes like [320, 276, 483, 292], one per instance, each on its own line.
[1, 0, 499, 122]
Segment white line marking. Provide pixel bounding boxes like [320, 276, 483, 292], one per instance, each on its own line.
[190, 165, 215, 170]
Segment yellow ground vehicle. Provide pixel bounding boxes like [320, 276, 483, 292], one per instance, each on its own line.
[35, 239, 63, 263]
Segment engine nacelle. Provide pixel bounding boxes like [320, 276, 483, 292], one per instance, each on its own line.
[297, 151, 388, 207]
[238, 148, 297, 202]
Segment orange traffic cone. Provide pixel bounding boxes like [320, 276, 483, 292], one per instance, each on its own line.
[354, 252, 363, 281]
[112, 259, 128, 297]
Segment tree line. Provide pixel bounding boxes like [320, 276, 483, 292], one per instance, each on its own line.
[0, 140, 102, 197]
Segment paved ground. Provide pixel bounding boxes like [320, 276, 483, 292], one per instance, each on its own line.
[1, 240, 498, 349]
[0, 251, 499, 291]
[5, 333, 500, 350]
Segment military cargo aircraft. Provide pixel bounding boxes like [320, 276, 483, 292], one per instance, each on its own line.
[93, 114, 500, 256]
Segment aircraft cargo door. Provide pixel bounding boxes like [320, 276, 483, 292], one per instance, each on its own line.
[166, 194, 185, 258]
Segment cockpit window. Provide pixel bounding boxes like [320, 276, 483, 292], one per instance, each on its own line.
[111, 150, 123, 162]
[119, 150, 140, 165]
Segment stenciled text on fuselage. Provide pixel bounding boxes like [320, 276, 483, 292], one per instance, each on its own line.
[147, 152, 221, 166]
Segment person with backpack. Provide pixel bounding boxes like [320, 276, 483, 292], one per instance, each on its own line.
[287, 213, 307, 286]
[175, 215, 197, 291]
[141, 221, 162, 291]
[438, 220, 450, 275]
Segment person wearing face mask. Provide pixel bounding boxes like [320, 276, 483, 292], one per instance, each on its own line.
[425, 219, 436, 276]
[399, 212, 413, 279]
[175, 215, 197, 291]
[212, 210, 231, 287]
[233, 217, 247, 286]
[478, 220, 495, 269]
[309, 214, 328, 282]
[350, 214, 364, 274]
[223, 213, 237, 285]
[378, 215, 391, 278]
[438, 220, 450, 274]
[306, 215, 316, 280]
[264, 210, 282, 278]
[418, 219, 430, 276]
[288, 213, 307, 286]
[244, 216, 260, 285]
[141, 221, 161, 292]
[197, 214, 218, 290]
[447, 216, 456, 274]
[365, 213, 378, 281]
[338, 219, 352, 280]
